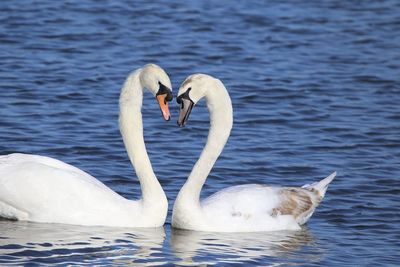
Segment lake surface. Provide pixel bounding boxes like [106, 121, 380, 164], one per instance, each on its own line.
[0, 0, 399, 265]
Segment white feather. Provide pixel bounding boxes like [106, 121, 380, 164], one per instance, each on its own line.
[172, 74, 335, 232]
[0, 64, 170, 227]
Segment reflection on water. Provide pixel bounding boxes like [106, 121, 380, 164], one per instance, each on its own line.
[0, 220, 322, 266]
[170, 227, 320, 266]
[0, 220, 166, 266]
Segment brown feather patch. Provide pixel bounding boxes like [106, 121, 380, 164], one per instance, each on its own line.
[272, 188, 314, 219]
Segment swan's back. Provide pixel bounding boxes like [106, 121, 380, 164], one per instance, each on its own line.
[0, 153, 136, 226]
[200, 173, 335, 232]
[0, 153, 103, 186]
[200, 184, 299, 231]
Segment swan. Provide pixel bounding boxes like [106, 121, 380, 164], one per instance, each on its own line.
[0, 64, 172, 227]
[172, 73, 336, 232]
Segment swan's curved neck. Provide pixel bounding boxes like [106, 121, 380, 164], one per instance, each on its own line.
[179, 79, 233, 205]
[119, 69, 166, 205]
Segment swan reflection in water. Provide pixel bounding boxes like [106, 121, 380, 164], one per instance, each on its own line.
[170, 227, 319, 266]
[0, 220, 166, 266]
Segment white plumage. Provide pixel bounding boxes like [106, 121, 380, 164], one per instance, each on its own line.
[0, 64, 171, 227]
[172, 74, 336, 232]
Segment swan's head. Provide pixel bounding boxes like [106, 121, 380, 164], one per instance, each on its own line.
[140, 64, 173, 121]
[176, 74, 214, 127]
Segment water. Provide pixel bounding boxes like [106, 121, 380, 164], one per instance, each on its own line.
[0, 0, 399, 265]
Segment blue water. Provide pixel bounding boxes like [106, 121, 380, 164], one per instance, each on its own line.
[1, 0, 399, 265]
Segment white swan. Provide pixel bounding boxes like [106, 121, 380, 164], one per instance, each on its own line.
[0, 64, 172, 228]
[172, 74, 336, 232]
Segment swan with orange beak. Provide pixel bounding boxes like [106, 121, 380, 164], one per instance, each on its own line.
[0, 64, 174, 227]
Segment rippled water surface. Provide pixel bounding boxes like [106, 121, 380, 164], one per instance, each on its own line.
[1, 0, 399, 266]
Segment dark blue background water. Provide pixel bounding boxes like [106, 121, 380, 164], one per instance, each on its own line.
[1, 0, 399, 265]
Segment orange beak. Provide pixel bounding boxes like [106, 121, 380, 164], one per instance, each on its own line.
[157, 94, 171, 121]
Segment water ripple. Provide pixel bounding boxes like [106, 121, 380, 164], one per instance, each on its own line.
[0, 0, 399, 266]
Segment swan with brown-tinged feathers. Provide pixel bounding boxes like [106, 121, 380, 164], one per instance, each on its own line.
[172, 73, 336, 232]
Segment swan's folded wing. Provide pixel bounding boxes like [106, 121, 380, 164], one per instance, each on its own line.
[273, 187, 319, 224]
[200, 184, 302, 231]
[201, 184, 289, 221]
[0, 154, 128, 222]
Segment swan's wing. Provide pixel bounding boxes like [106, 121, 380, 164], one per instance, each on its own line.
[200, 184, 299, 231]
[0, 153, 129, 224]
[201, 184, 320, 230]
[201, 184, 284, 217]
[272, 187, 320, 225]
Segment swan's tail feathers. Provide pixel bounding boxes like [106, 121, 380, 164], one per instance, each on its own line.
[302, 171, 336, 198]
